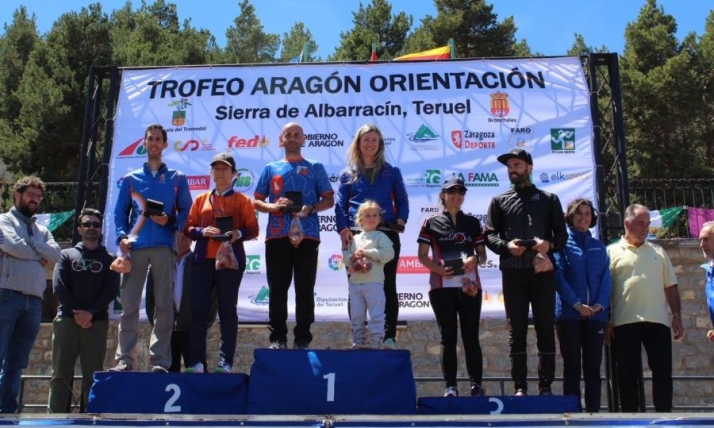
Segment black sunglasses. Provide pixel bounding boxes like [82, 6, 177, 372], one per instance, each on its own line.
[81, 221, 102, 228]
[445, 187, 467, 195]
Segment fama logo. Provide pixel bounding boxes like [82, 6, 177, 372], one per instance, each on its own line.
[458, 172, 499, 187]
[233, 168, 255, 191]
[229, 135, 269, 148]
[118, 138, 147, 157]
[169, 98, 192, 126]
[249, 286, 270, 305]
[407, 124, 439, 142]
[551, 128, 575, 153]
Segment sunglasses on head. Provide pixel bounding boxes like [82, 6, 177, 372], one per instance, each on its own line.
[445, 187, 467, 195]
[81, 221, 102, 228]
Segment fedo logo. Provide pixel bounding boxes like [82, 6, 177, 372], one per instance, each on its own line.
[327, 254, 344, 271]
[117, 138, 147, 157]
[233, 168, 255, 191]
[228, 135, 269, 148]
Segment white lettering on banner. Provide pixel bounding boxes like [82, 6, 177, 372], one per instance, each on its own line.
[107, 58, 595, 322]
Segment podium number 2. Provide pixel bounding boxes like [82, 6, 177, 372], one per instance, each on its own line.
[323, 373, 335, 402]
[164, 384, 182, 412]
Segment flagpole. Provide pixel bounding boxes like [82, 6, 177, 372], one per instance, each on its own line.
[449, 38, 455, 59]
[302, 42, 309, 62]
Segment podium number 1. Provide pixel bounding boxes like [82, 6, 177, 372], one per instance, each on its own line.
[323, 373, 335, 402]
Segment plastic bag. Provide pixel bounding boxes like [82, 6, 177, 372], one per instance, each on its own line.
[350, 255, 373, 273]
[110, 235, 137, 274]
[461, 268, 482, 296]
[288, 215, 305, 247]
[533, 252, 554, 273]
[215, 241, 239, 270]
[110, 252, 132, 273]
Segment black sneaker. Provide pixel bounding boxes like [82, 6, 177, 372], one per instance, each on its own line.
[471, 385, 486, 397]
[151, 365, 169, 373]
[268, 341, 287, 349]
[539, 387, 553, 396]
[107, 361, 132, 372]
[293, 341, 309, 350]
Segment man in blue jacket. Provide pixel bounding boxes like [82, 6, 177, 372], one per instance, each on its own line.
[110, 123, 192, 373]
[0, 176, 61, 413]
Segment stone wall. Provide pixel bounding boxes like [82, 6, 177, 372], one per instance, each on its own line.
[20, 239, 714, 412]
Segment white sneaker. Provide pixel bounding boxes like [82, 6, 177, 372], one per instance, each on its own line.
[444, 386, 459, 397]
[214, 360, 232, 373]
[185, 362, 204, 373]
[383, 338, 397, 350]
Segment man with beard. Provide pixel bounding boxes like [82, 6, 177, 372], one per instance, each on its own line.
[485, 148, 567, 397]
[0, 176, 61, 413]
[111, 124, 192, 373]
[48, 208, 120, 413]
[253, 122, 334, 350]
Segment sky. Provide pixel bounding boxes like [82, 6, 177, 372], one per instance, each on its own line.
[0, 0, 711, 59]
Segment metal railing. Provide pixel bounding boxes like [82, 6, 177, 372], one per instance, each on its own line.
[19, 374, 714, 413]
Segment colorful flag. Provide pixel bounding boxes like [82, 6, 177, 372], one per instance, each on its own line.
[395, 46, 451, 61]
[370, 49, 377, 62]
[36, 210, 75, 232]
[649, 206, 684, 237]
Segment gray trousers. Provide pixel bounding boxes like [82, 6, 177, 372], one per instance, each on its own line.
[349, 282, 385, 347]
[115, 247, 174, 368]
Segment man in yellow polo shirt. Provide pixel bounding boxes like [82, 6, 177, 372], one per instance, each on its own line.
[606, 204, 683, 412]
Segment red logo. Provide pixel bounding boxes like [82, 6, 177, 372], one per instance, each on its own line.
[490, 92, 510, 118]
[397, 256, 429, 274]
[174, 140, 200, 152]
[228, 135, 269, 148]
[118, 138, 145, 157]
[451, 131, 462, 149]
[187, 175, 210, 190]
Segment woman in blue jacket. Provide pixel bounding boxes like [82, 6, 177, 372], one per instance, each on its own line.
[335, 124, 409, 349]
[554, 198, 610, 412]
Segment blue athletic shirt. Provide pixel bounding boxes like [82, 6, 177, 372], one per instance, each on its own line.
[254, 157, 333, 241]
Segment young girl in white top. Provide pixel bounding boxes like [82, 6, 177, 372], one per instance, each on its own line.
[342, 201, 395, 348]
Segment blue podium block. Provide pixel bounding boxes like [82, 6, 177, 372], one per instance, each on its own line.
[417, 395, 580, 415]
[248, 348, 417, 415]
[87, 371, 249, 414]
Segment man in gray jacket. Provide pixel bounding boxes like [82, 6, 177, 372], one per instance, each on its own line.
[0, 176, 61, 413]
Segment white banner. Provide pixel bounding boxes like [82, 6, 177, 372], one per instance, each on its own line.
[106, 57, 595, 321]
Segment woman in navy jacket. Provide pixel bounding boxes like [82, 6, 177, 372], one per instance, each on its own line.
[335, 124, 409, 349]
[554, 198, 611, 412]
